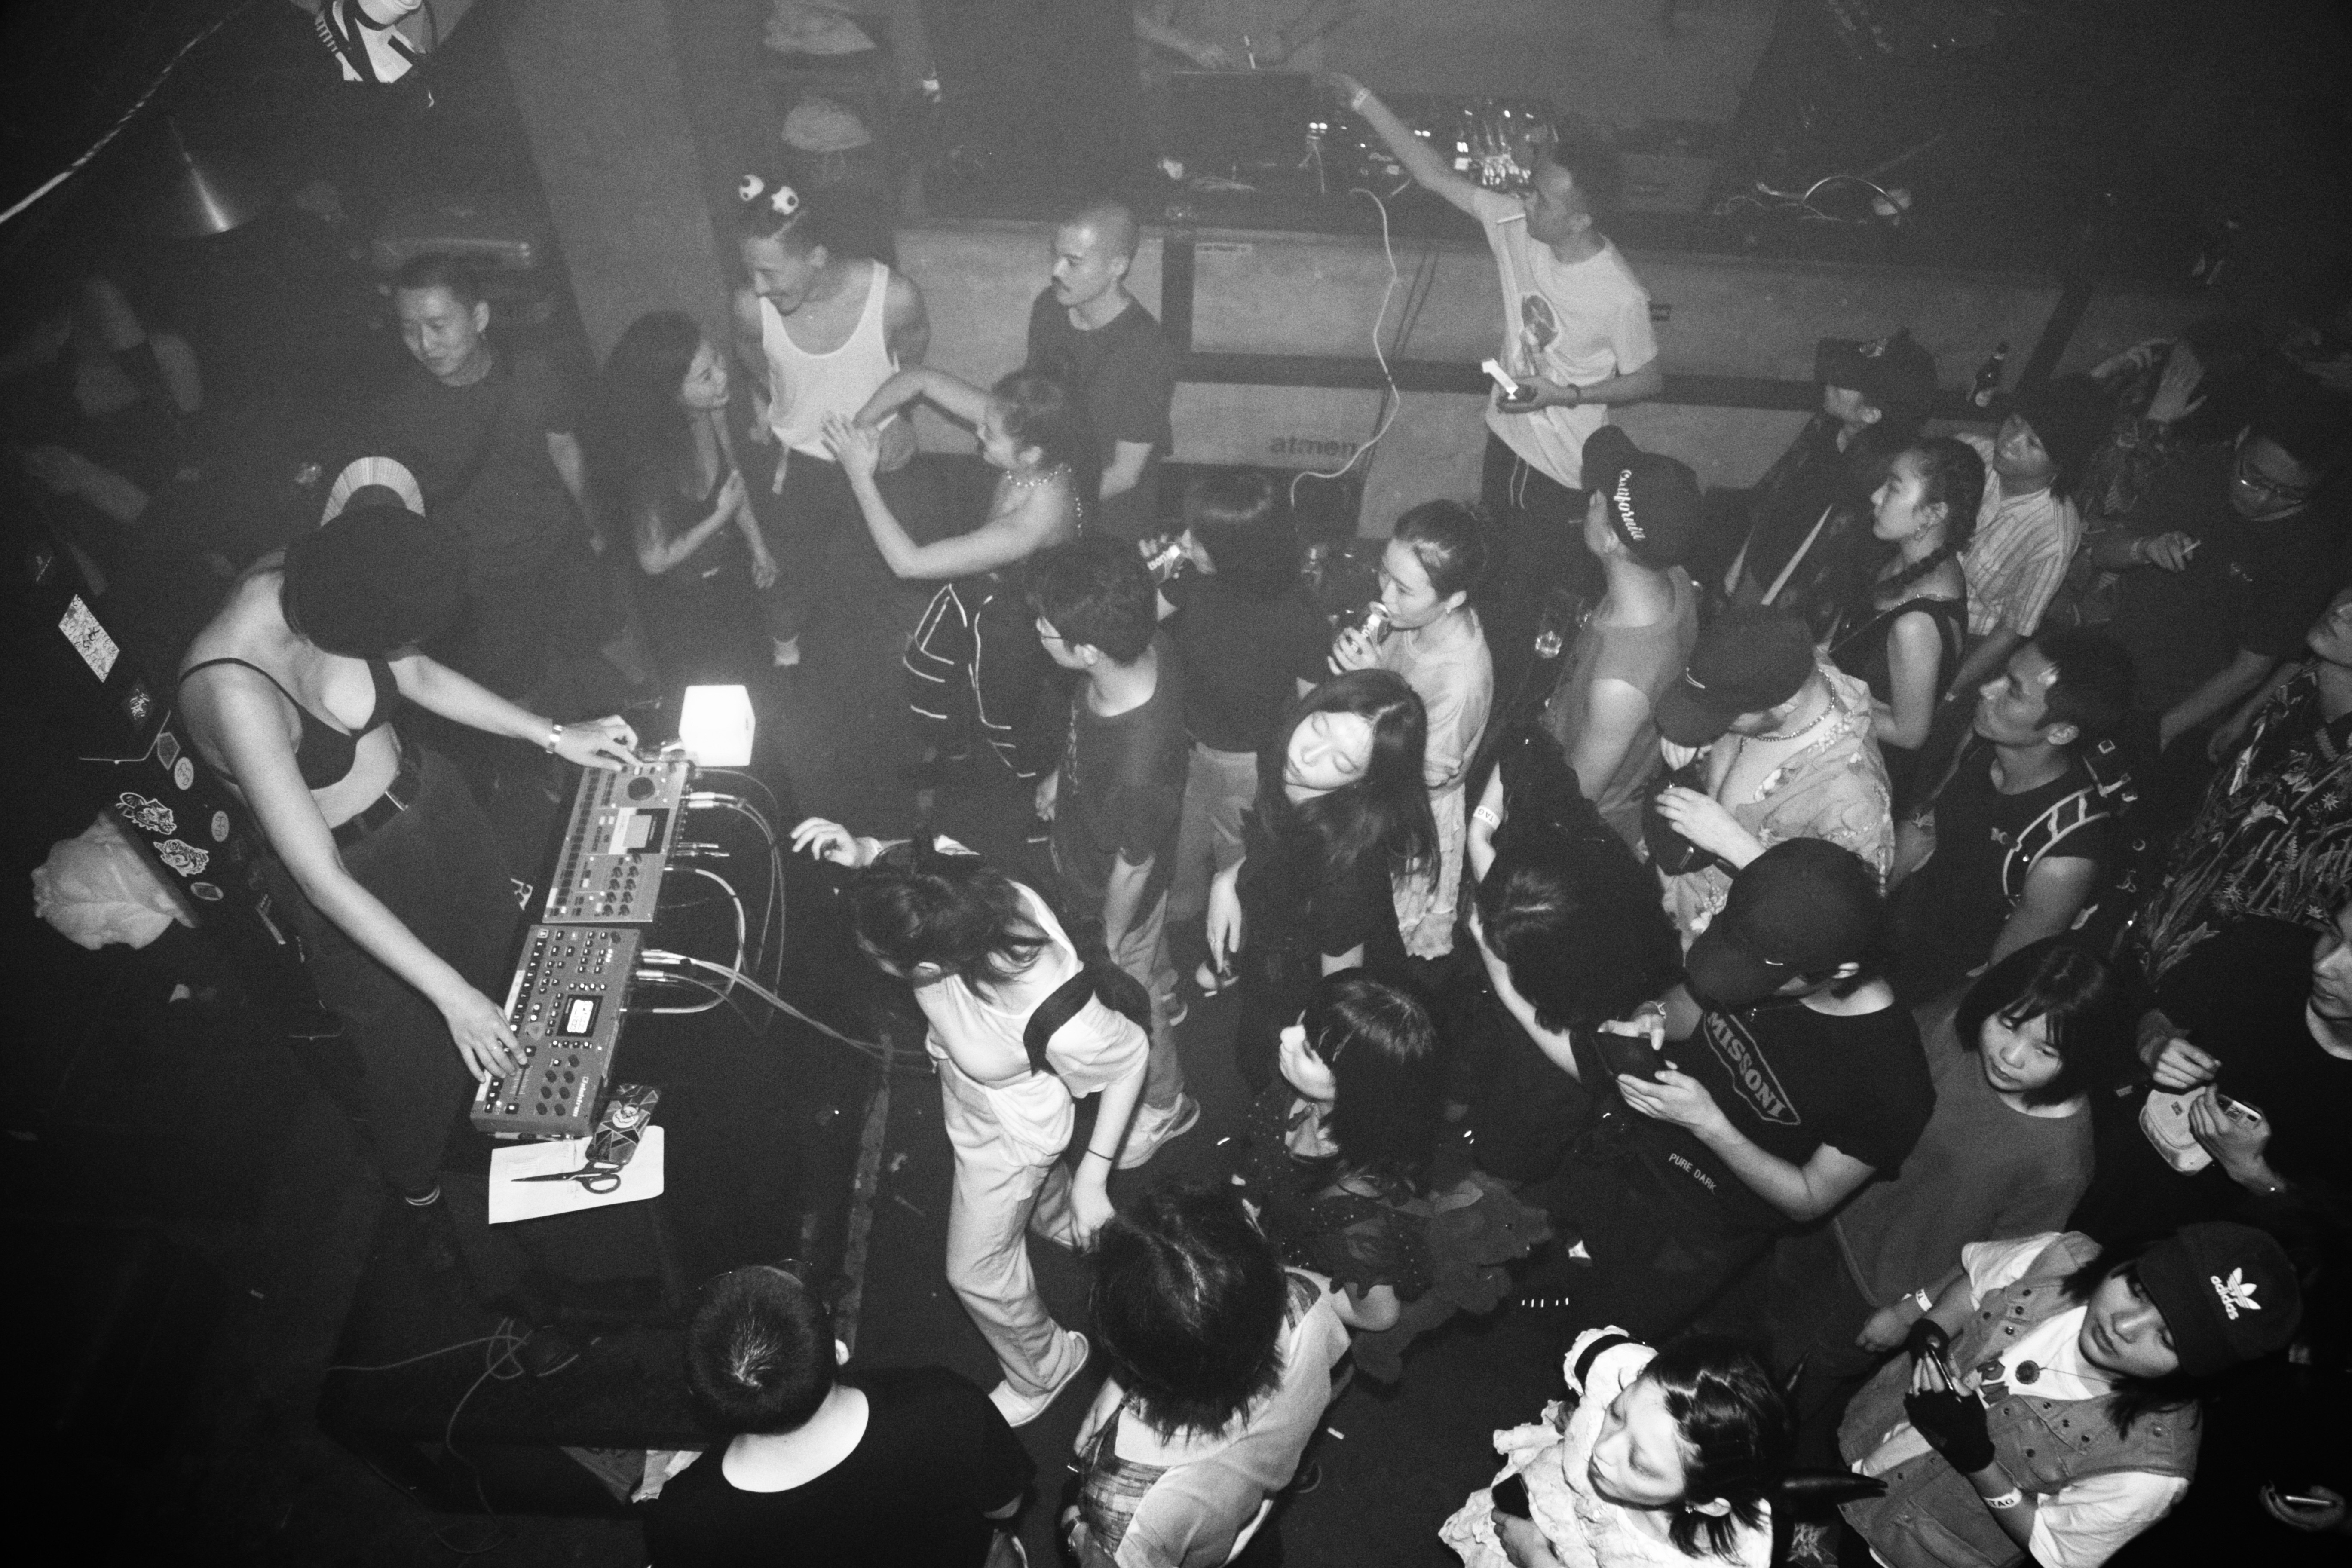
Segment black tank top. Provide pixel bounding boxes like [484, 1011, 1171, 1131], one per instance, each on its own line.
[178, 657, 400, 790]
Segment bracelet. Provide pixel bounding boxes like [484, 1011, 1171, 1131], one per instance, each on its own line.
[541, 722, 564, 753]
[1982, 1488, 2025, 1510]
[1472, 805, 1502, 828]
[1566, 383, 1583, 407]
[1084, 1144, 1119, 1161]
[1911, 1288, 1936, 1313]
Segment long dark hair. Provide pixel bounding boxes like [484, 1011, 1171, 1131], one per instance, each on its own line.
[597, 309, 705, 520]
[844, 851, 1050, 991]
[1300, 973, 1442, 1192]
[2058, 1244, 2203, 1436]
[1256, 671, 1436, 885]
[1953, 940, 2135, 1108]
[1090, 1184, 1292, 1440]
[1642, 1336, 1793, 1561]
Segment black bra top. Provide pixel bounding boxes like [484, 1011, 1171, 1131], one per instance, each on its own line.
[179, 656, 400, 790]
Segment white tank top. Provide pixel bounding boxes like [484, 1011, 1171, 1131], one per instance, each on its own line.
[759, 259, 901, 459]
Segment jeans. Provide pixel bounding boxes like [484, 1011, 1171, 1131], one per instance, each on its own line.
[1168, 741, 1257, 925]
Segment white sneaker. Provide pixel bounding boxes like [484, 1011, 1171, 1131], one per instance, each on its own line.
[1116, 1093, 1201, 1170]
[989, 1329, 1090, 1427]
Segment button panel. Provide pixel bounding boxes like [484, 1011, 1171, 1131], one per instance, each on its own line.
[471, 924, 640, 1139]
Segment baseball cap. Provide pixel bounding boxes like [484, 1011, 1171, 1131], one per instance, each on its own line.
[1685, 839, 1882, 1008]
[1816, 329, 1938, 419]
[320, 454, 424, 525]
[2135, 1221, 2304, 1377]
[1583, 426, 1701, 570]
[2006, 374, 2111, 488]
[1654, 606, 1816, 747]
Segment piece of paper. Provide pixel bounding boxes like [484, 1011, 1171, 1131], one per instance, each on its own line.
[488, 1126, 665, 1223]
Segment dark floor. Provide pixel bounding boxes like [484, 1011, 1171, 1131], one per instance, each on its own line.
[6, 487, 1565, 1565]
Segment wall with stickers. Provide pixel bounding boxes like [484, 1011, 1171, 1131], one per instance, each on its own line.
[17, 522, 308, 992]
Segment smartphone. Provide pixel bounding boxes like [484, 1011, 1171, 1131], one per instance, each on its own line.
[1594, 1027, 1663, 1084]
[2213, 1091, 2266, 1125]
[1481, 357, 1532, 405]
[1490, 1473, 1531, 1519]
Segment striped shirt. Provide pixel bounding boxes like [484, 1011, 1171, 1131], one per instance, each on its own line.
[1960, 433, 2083, 638]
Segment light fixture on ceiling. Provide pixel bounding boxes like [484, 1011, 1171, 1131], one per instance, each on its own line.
[142, 118, 272, 238]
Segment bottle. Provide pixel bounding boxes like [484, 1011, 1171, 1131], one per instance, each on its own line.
[1970, 341, 2009, 408]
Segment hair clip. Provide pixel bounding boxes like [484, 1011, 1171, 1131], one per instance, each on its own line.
[738, 174, 801, 219]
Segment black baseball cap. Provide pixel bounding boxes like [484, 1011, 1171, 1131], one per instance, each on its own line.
[1685, 839, 1882, 1008]
[1817, 328, 1937, 419]
[1583, 426, 1701, 571]
[1654, 606, 1816, 747]
[2135, 1221, 2304, 1377]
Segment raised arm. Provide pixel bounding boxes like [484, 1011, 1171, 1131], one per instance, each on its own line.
[854, 365, 991, 431]
[826, 413, 1067, 579]
[1323, 74, 1489, 218]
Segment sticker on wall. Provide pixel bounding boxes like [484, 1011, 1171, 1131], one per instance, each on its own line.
[211, 810, 230, 842]
[154, 839, 211, 877]
[122, 681, 154, 728]
[58, 594, 119, 681]
[156, 730, 182, 771]
[189, 881, 224, 903]
[172, 756, 196, 791]
[117, 794, 178, 836]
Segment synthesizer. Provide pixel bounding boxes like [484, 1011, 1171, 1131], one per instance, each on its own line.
[472, 924, 641, 1137]
[542, 754, 693, 924]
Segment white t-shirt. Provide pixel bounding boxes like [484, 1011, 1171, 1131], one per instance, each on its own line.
[1856, 1232, 2191, 1568]
[1473, 190, 1658, 491]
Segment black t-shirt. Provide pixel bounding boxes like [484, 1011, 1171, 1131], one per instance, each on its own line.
[362, 348, 582, 580]
[2076, 918, 2352, 1245]
[2111, 447, 2342, 713]
[1649, 996, 1933, 1233]
[642, 1368, 1032, 1568]
[1894, 745, 2119, 1000]
[1051, 635, 1190, 913]
[1162, 572, 1329, 753]
[1238, 805, 1403, 973]
[1026, 291, 1177, 542]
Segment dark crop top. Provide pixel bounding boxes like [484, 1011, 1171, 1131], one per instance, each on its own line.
[178, 657, 400, 790]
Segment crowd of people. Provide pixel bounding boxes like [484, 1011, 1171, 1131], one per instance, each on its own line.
[15, 52, 2350, 1568]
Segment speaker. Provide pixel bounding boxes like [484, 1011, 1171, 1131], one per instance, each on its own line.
[920, 0, 1144, 199]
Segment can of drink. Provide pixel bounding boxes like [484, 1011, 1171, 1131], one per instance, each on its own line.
[1344, 601, 1391, 643]
[1139, 534, 1187, 582]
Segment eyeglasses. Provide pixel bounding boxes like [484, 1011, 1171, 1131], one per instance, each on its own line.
[2233, 438, 2316, 505]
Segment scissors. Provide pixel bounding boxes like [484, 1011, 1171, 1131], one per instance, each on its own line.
[516, 1161, 625, 1194]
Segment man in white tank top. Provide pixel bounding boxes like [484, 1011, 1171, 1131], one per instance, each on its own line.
[729, 199, 930, 665]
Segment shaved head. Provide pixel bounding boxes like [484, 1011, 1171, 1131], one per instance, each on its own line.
[1050, 201, 1139, 318]
[1067, 200, 1139, 263]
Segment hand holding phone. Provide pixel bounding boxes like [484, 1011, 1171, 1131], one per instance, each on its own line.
[1482, 357, 1535, 407]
